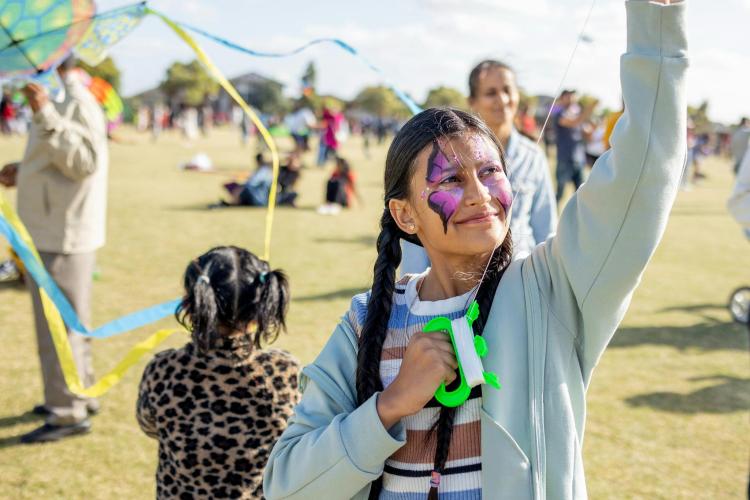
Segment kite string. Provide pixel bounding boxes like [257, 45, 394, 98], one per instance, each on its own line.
[535, 0, 598, 147]
[468, 0, 599, 299]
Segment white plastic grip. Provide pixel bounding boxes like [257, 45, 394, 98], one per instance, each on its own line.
[450, 316, 485, 387]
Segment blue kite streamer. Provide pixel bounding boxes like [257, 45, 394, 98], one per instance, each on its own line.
[176, 21, 423, 116]
[0, 216, 179, 339]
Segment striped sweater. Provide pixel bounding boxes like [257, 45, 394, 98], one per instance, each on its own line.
[348, 271, 481, 500]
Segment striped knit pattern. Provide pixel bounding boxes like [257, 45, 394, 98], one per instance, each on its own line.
[348, 272, 482, 500]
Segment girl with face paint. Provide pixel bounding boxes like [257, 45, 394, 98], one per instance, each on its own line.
[266, 2, 688, 497]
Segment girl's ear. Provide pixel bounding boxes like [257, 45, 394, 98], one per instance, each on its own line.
[389, 198, 418, 236]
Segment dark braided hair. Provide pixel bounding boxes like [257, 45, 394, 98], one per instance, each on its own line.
[176, 246, 290, 354]
[358, 108, 513, 499]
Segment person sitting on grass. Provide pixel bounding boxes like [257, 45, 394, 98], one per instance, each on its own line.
[215, 153, 299, 208]
[318, 156, 360, 215]
[137, 246, 300, 499]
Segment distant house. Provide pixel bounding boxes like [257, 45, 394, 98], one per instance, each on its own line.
[128, 71, 284, 115]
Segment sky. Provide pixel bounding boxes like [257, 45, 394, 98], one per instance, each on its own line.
[97, 0, 750, 124]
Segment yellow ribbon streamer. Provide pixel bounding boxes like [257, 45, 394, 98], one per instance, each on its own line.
[1, 190, 184, 398]
[149, 8, 280, 261]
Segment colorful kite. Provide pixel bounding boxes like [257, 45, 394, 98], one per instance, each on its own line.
[0, 0, 95, 76]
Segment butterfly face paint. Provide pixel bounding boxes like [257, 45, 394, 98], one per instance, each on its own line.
[422, 137, 514, 233]
[425, 142, 463, 233]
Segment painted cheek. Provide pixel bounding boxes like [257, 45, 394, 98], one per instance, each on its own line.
[427, 188, 462, 233]
[483, 173, 513, 213]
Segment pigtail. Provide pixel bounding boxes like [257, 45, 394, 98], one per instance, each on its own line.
[255, 268, 290, 349]
[191, 273, 219, 353]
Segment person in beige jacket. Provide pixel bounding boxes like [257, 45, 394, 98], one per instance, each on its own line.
[0, 57, 108, 443]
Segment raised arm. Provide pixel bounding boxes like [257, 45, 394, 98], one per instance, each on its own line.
[530, 0, 688, 386]
[263, 318, 405, 499]
[32, 85, 105, 181]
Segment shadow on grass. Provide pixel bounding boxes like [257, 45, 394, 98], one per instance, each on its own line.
[610, 321, 749, 352]
[294, 286, 367, 302]
[625, 375, 750, 414]
[0, 411, 39, 428]
[0, 411, 40, 449]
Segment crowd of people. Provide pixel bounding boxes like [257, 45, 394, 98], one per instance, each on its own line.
[1, 1, 748, 498]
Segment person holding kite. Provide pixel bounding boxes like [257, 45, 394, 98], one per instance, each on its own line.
[0, 56, 109, 444]
[264, 1, 687, 498]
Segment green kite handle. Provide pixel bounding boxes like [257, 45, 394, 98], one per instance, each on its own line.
[423, 316, 471, 407]
[421, 301, 501, 408]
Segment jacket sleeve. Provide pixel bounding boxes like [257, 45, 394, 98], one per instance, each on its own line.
[529, 0, 688, 387]
[33, 93, 103, 180]
[264, 319, 406, 499]
[529, 151, 558, 245]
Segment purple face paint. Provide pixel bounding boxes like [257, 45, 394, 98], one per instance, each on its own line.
[425, 142, 464, 232]
[465, 133, 513, 214]
[479, 166, 513, 214]
[423, 139, 514, 233]
[428, 187, 463, 233]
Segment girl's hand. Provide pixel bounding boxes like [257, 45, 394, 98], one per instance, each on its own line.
[377, 330, 457, 429]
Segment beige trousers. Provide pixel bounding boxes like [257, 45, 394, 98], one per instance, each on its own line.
[27, 251, 97, 425]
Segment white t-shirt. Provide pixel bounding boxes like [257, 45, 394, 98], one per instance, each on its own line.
[285, 108, 316, 135]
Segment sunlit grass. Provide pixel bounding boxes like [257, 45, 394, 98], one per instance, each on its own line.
[0, 127, 747, 499]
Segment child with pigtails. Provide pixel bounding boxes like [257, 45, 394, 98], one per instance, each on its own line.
[137, 246, 300, 499]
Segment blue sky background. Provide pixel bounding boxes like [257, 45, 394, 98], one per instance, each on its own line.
[98, 0, 750, 123]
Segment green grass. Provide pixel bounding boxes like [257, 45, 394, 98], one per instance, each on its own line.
[0, 127, 748, 499]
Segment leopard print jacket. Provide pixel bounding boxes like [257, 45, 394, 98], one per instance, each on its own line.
[137, 337, 300, 499]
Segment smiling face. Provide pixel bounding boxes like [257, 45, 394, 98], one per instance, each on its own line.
[394, 131, 513, 260]
[469, 66, 519, 140]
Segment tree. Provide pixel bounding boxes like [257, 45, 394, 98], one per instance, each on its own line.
[352, 85, 409, 118]
[244, 79, 289, 115]
[160, 60, 219, 107]
[422, 86, 466, 109]
[78, 56, 121, 91]
[302, 61, 316, 92]
[688, 100, 711, 133]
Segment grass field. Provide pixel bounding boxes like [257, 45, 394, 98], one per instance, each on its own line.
[0, 127, 748, 499]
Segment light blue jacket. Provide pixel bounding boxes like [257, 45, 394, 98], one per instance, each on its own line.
[264, 2, 687, 499]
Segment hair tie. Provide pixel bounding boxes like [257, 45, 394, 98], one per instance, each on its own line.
[197, 275, 210, 285]
[259, 272, 268, 284]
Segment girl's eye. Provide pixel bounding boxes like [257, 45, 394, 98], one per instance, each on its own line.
[480, 166, 502, 177]
[439, 175, 461, 185]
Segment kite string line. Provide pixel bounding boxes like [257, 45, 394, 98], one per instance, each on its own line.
[535, 0, 598, 148]
[466, 0, 598, 300]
